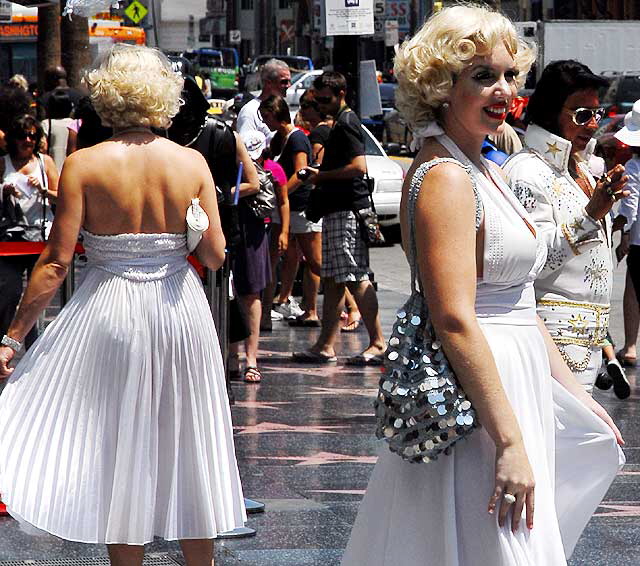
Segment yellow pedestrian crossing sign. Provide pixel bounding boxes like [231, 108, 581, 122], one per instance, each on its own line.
[125, 0, 147, 24]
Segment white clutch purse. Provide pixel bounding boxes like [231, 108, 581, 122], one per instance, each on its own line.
[186, 197, 209, 252]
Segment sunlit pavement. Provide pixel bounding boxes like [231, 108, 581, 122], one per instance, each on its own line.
[0, 244, 638, 565]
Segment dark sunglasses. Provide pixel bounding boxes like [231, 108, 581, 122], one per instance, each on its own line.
[16, 131, 37, 140]
[314, 95, 333, 104]
[279, 78, 291, 85]
[563, 106, 605, 126]
[300, 101, 319, 110]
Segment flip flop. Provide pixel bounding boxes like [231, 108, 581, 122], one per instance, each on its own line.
[244, 366, 262, 383]
[341, 319, 361, 332]
[345, 353, 385, 366]
[288, 317, 321, 327]
[292, 350, 337, 363]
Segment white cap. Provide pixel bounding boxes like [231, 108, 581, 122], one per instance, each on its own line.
[241, 130, 267, 160]
[614, 99, 640, 147]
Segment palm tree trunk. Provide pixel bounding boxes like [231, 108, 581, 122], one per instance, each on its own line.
[61, 12, 91, 88]
[37, 5, 61, 92]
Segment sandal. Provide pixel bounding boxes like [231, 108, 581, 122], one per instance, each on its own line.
[244, 366, 262, 383]
[288, 316, 321, 327]
[616, 350, 637, 367]
[341, 318, 361, 332]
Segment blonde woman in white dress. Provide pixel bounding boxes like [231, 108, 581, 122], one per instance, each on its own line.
[341, 6, 623, 566]
[0, 45, 245, 566]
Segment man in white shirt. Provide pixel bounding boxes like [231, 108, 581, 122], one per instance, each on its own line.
[236, 59, 291, 140]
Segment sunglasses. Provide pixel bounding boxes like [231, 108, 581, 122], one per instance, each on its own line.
[314, 95, 333, 104]
[564, 106, 605, 126]
[300, 101, 319, 110]
[279, 78, 291, 85]
[16, 131, 37, 141]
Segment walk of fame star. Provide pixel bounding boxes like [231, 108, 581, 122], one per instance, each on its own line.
[247, 451, 378, 466]
[234, 422, 348, 435]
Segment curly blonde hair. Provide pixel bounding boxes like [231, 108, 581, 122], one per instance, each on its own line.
[394, 4, 536, 132]
[85, 44, 183, 129]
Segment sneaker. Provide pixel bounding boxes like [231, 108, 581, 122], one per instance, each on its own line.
[270, 309, 284, 321]
[607, 359, 631, 400]
[594, 371, 613, 391]
[274, 298, 305, 320]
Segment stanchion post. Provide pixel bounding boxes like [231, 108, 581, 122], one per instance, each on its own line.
[61, 254, 76, 307]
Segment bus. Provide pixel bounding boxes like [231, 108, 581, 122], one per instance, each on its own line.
[183, 47, 240, 97]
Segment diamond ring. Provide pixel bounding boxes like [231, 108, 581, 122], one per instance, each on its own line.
[503, 493, 516, 505]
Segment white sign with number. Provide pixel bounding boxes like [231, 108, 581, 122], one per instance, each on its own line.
[325, 0, 374, 36]
[386, 0, 409, 33]
[229, 29, 241, 44]
[385, 19, 399, 46]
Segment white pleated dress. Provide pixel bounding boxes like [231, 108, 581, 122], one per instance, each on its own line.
[0, 231, 246, 545]
[341, 138, 624, 566]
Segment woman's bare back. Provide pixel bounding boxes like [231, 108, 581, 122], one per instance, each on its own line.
[75, 133, 209, 236]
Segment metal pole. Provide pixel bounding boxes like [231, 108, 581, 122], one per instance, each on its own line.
[60, 254, 76, 307]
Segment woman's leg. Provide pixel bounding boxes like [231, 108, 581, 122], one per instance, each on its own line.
[296, 232, 322, 321]
[261, 223, 283, 330]
[276, 235, 299, 305]
[240, 292, 262, 369]
[621, 268, 639, 361]
[106, 544, 144, 566]
[179, 538, 214, 566]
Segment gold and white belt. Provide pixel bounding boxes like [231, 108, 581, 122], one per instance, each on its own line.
[538, 299, 610, 348]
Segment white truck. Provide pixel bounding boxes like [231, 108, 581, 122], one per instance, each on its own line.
[516, 20, 640, 79]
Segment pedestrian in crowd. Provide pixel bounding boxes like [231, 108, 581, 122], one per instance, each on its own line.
[298, 89, 362, 331]
[72, 96, 112, 151]
[228, 129, 271, 383]
[38, 66, 83, 119]
[259, 95, 322, 326]
[0, 83, 33, 156]
[613, 99, 640, 368]
[0, 44, 245, 564]
[292, 71, 385, 364]
[8, 74, 28, 92]
[342, 6, 623, 564]
[236, 58, 291, 140]
[0, 114, 58, 350]
[243, 130, 290, 334]
[504, 59, 631, 397]
[41, 88, 74, 172]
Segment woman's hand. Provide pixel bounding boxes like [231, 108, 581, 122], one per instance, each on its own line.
[277, 231, 288, 255]
[0, 346, 15, 378]
[616, 232, 630, 262]
[488, 441, 535, 532]
[305, 167, 320, 185]
[574, 388, 624, 446]
[585, 165, 629, 221]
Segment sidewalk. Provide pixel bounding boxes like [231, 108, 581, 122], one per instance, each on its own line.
[0, 247, 638, 565]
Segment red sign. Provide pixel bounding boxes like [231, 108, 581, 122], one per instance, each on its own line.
[0, 23, 37, 37]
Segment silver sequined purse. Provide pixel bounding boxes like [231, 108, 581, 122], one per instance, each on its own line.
[374, 158, 480, 463]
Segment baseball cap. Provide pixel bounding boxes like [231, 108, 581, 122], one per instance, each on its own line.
[241, 130, 267, 160]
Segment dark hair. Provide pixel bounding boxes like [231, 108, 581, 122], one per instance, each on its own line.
[0, 84, 33, 131]
[6, 114, 43, 156]
[313, 71, 347, 96]
[75, 96, 112, 148]
[47, 87, 73, 119]
[526, 60, 610, 135]
[259, 95, 291, 123]
[299, 89, 328, 119]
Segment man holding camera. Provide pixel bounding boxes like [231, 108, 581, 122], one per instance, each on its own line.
[293, 72, 385, 365]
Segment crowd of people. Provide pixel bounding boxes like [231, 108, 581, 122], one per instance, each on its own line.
[0, 2, 637, 564]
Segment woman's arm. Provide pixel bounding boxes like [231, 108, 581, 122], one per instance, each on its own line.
[285, 150, 309, 194]
[311, 143, 324, 165]
[234, 133, 260, 198]
[415, 162, 534, 532]
[0, 152, 84, 375]
[43, 153, 59, 200]
[535, 316, 623, 445]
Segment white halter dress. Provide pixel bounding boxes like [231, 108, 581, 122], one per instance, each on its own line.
[340, 135, 623, 566]
[0, 231, 246, 544]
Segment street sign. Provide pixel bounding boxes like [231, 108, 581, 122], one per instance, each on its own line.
[373, 0, 385, 41]
[325, 0, 374, 36]
[280, 19, 295, 44]
[229, 29, 241, 44]
[124, 0, 147, 24]
[386, 0, 409, 33]
[0, 0, 11, 22]
[385, 19, 398, 47]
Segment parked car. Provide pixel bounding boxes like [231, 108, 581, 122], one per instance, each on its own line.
[243, 54, 314, 92]
[286, 70, 323, 109]
[595, 114, 633, 169]
[601, 72, 640, 116]
[363, 124, 404, 228]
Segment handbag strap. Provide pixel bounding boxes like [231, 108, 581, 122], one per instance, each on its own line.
[407, 157, 480, 293]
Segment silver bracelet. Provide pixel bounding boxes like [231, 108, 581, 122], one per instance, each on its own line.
[1, 335, 22, 352]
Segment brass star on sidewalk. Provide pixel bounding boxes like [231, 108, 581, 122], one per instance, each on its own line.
[247, 451, 378, 466]
[234, 401, 293, 411]
[234, 422, 348, 435]
[595, 502, 640, 517]
[302, 386, 378, 398]
[546, 141, 562, 157]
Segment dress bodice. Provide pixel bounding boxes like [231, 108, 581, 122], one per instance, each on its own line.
[408, 135, 546, 324]
[81, 230, 189, 281]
